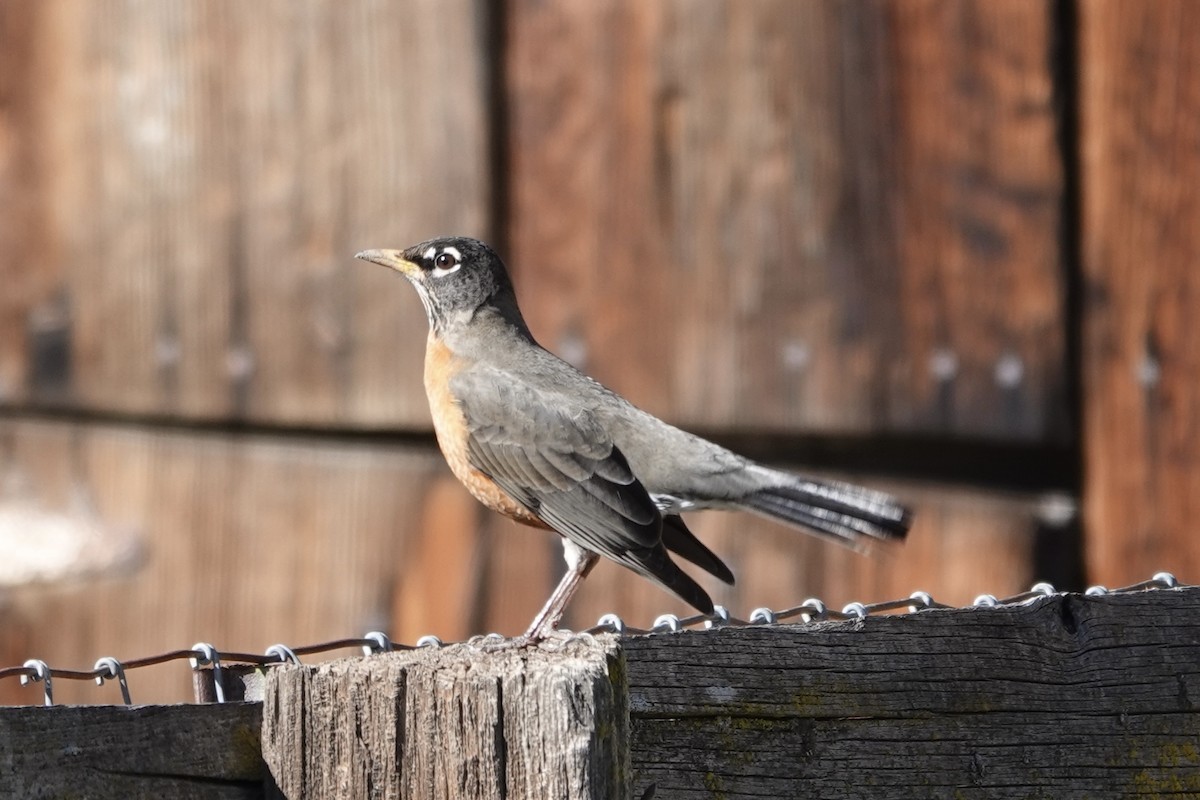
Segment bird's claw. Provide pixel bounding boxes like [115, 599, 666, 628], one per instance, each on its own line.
[463, 627, 589, 652]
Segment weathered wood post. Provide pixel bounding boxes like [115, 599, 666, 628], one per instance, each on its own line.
[261, 636, 629, 800]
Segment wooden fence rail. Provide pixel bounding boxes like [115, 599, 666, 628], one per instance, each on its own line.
[3, 587, 1198, 799]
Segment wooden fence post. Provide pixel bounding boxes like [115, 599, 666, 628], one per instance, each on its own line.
[261, 636, 629, 800]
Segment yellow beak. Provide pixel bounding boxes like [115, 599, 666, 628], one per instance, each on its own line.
[355, 249, 419, 276]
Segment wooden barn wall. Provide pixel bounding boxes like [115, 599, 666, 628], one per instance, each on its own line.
[506, 0, 1066, 439]
[0, 0, 490, 426]
[1079, 0, 1200, 584]
[0, 0, 1192, 704]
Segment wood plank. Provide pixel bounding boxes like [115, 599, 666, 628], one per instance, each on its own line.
[0, 703, 264, 799]
[477, 515, 561, 638]
[0, 417, 445, 705]
[622, 588, 1200, 798]
[392, 475, 487, 643]
[262, 639, 630, 800]
[506, 0, 1065, 439]
[1, 0, 488, 425]
[622, 591, 1199, 718]
[632, 713, 1196, 799]
[1079, 1, 1200, 585]
[0, 2, 68, 407]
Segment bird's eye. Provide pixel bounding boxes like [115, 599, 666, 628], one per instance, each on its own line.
[434, 252, 457, 269]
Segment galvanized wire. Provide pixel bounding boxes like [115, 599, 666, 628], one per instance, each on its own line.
[1, 571, 1182, 705]
[584, 572, 1180, 635]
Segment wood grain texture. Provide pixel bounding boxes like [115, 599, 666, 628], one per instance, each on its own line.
[1080, 1, 1200, 585]
[0, 418, 445, 705]
[0, 0, 488, 425]
[478, 517, 563, 636]
[0, 703, 264, 799]
[393, 475, 489, 642]
[6, 589, 1193, 798]
[0, 3, 56, 407]
[506, 0, 1065, 440]
[622, 588, 1200, 798]
[262, 639, 630, 800]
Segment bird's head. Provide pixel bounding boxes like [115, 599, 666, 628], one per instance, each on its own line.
[356, 236, 523, 334]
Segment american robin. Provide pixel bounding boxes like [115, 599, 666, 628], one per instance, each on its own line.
[357, 237, 911, 641]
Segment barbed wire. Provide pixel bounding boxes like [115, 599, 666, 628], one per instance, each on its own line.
[2, 571, 1182, 706]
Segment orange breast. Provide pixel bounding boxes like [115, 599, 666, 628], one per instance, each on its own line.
[424, 335, 547, 528]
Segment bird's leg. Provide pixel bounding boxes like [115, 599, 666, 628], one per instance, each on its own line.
[523, 541, 600, 642]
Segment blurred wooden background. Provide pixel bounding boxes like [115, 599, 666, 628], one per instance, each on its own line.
[0, 0, 1196, 704]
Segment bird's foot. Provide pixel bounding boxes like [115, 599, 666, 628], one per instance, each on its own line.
[463, 632, 516, 651]
[461, 627, 589, 652]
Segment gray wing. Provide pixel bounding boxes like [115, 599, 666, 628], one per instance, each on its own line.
[453, 367, 714, 611]
[454, 370, 659, 564]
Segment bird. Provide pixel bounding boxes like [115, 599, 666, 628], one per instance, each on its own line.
[356, 237, 911, 641]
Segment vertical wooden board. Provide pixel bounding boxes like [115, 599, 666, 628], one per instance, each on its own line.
[1080, 1, 1200, 584]
[224, 0, 491, 426]
[0, 2, 62, 407]
[2, 0, 488, 426]
[505, 0, 1065, 440]
[885, 0, 1066, 439]
[392, 475, 487, 644]
[0, 418, 443, 705]
[477, 517, 561, 637]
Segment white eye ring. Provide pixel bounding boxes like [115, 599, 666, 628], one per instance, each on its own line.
[431, 247, 462, 277]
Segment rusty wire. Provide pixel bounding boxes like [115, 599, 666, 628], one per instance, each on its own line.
[1, 571, 1182, 705]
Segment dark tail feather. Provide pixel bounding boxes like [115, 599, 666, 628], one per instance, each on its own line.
[656, 557, 715, 615]
[740, 476, 911, 549]
[636, 543, 715, 615]
[662, 514, 735, 585]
